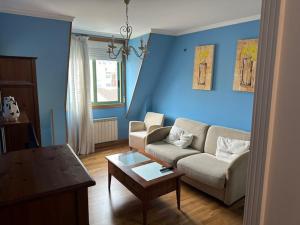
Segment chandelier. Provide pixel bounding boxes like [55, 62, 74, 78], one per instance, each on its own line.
[107, 0, 147, 59]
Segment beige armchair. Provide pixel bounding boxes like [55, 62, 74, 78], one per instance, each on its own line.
[129, 112, 164, 151]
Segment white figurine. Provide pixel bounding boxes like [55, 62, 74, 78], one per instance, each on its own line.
[2, 96, 20, 121]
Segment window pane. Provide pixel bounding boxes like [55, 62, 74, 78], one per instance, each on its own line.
[89, 60, 94, 102]
[95, 60, 119, 102]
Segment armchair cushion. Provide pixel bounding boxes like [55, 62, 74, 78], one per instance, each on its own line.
[145, 141, 199, 166]
[177, 153, 230, 189]
[144, 112, 164, 130]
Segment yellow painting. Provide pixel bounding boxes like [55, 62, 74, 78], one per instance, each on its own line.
[192, 45, 215, 90]
[233, 39, 258, 92]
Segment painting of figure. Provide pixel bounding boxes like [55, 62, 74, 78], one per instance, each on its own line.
[192, 45, 215, 90]
[233, 39, 258, 92]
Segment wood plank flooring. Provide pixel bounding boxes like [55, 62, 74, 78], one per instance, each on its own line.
[80, 145, 244, 225]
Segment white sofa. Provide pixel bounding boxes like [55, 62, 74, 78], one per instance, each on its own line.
[145, 118, 250, 205]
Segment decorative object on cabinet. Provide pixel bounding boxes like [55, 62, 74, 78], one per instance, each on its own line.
[2, 96, 20, 121]
[233, 39, 258, 92]
[192, 45, 215, 90]
[0, 56, 41, 152]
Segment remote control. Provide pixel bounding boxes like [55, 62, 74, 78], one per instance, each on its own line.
[160, 167, 173, 173]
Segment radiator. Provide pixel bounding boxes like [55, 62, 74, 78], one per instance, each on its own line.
[93, 117, 118, 144]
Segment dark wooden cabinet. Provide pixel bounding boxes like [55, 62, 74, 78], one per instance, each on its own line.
[0, 145, 96, 225]
[0, 56, 41, 151]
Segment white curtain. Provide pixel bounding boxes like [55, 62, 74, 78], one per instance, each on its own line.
[66, 35, 94, 155]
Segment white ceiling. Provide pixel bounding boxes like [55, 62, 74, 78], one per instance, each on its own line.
[0, 0, 262, 37]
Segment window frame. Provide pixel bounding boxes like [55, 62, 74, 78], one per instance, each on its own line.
[88, 37, 126, 109]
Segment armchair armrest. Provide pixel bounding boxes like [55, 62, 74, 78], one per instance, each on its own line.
[147, 125, 162, 133]
[129, 121, 145, 132]
[146, 126, 172, 145]
[224, 151, 250, 205]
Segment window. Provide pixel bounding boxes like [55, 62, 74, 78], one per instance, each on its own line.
[90, 59, 123, 105]
[88, 39, 125, 107]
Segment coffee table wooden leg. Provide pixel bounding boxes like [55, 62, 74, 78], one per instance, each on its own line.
[108, 173, 112, 191]
[142, 201, 148, 225]
[176, 178, 181, 210]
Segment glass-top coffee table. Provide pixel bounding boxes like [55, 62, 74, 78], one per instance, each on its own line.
[105, 151, 184, 225]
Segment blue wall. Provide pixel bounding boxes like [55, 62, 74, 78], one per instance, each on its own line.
[126, 34, 150, 112]
[151, 21, 260, 131]
[127, 33, 175, 121]
[0, 13, 71, 145]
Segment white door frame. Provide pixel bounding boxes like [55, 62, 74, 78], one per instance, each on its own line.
[243, 0, 281, 225]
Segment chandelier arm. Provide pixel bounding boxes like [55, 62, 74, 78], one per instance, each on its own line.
[129, 46, 144, 58]
[109, 46, 124, 60]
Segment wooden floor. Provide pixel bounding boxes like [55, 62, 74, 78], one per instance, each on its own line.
[80, 145, 244, 225]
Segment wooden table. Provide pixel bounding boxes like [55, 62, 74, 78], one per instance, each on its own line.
[106, 151, 184, 225]
[0, 145, 96, 225]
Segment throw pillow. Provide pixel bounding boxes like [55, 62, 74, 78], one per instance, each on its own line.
[216, 136, 250, 163]
[173, 133, 194, 149]
[164, 126, 194, 148]
[164, 125, 184, 144]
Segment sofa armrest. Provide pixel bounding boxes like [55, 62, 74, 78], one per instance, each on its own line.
[129, 121, 145, 132]
[147, 125, 162, 133]
[224, 151, 250, 205]
[146, 126, 172, 145]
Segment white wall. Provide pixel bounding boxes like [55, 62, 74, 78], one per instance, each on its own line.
[260, 1, 300, 225]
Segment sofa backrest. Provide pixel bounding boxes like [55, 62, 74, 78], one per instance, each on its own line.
[204, 126, 251, 155]
[174, 118, 209, 152]
[144, 112, 165, 130]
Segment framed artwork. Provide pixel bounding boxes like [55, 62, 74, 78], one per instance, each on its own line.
[192, 45, 215, 90]
[233, 39, 258, 92]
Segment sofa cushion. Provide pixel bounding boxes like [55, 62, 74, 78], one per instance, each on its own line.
[145, 141, 199, 166]
[174, 118, 209, 151]
[204, 126, 250, 155]
[177, 153, 230, 189]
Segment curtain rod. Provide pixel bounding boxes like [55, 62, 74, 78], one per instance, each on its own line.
[72, 32, 125, 44]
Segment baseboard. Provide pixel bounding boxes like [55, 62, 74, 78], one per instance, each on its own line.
[95, 139, 128, 151]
